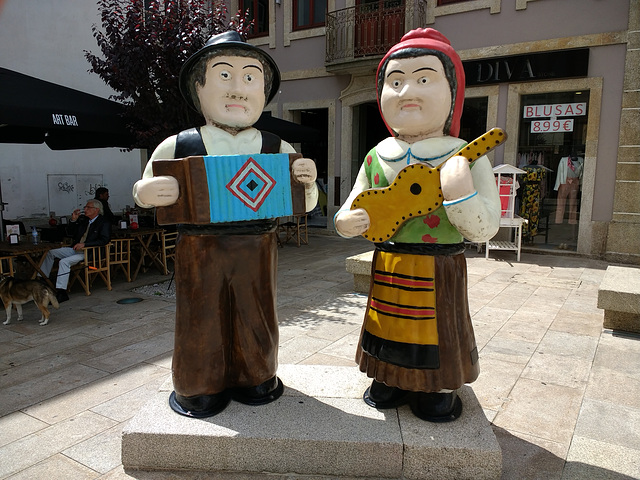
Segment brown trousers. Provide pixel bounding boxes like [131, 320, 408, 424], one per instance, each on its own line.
[172, 231, 279, 397]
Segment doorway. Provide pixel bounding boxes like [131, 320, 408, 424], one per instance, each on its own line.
[299, 108, 329, 225]
[516, 90, 590, 251]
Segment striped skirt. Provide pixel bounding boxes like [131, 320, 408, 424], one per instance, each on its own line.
[356, 246, 479, 392]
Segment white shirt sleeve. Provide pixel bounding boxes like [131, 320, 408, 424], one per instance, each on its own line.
[443, 156, 501, 242]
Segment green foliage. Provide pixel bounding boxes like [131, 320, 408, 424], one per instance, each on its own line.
[85, 0, 252, 150]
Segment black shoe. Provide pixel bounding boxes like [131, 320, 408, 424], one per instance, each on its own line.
[410, 391, 462, 422]
[169, 391, 231, 418]
[363, 380, 409, 409]
[56, 289, 69, 303]
[232, 376, 284, 405]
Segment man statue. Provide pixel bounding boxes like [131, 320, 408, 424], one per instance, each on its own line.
[133, 31, 318, 417]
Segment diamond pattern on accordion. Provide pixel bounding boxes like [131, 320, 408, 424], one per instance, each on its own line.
[226, 157, 277, 212]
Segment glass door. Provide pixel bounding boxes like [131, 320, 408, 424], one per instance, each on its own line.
[517, 90, 589, 251]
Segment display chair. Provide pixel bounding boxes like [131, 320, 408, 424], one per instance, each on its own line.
[69, 244, 112, 295]
[110, 238, 131, 282]
[160, 231, 178, 275]
[485, 164, 527, 261]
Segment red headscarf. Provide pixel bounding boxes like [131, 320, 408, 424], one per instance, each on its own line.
[377, 28, 465, 138]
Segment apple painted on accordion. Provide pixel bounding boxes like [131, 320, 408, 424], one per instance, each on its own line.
[153, 153, 305, 225]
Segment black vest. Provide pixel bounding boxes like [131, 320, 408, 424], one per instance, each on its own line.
[174, 127, 281, 158]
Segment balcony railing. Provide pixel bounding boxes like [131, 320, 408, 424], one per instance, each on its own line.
[326, 1, 428, 66]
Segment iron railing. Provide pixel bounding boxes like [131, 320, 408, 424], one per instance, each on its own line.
[326, 1, 428, 65]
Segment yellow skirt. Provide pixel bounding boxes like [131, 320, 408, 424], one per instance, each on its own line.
[358, 248, 479, 392]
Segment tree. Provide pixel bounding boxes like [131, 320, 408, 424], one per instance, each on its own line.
[85, 0, 252, 150]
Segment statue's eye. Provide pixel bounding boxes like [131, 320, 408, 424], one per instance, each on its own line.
[392, 79, 402, 88]
[244, 73, 254, 83]
[220, 70, 231, 80]
[418, 76, 429, 85]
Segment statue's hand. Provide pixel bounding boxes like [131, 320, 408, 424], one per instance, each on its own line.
[292, 158, 317, 185]
[335, 208, 370, 237]
[135, 176, 179, 207]
[440, 156, 475, 201]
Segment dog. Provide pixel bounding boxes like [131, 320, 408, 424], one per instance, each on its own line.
[0, 276, 59, 326]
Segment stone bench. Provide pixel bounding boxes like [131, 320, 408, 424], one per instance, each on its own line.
[345, 250, 374, 293]
[597, 265, 640, 334]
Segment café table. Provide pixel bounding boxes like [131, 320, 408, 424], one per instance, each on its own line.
[112, 226, 165, 280]
[0, 241, 62, 288]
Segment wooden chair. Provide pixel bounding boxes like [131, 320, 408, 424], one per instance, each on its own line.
[69, 244, 111, 295]
[0, 255, 16, 276]
[277, 214, 308, 247]
[160, 231, 178, 275]
[110, 238, 131, 282]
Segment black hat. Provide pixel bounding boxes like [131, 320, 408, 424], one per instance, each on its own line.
[179, 30, 280, 112]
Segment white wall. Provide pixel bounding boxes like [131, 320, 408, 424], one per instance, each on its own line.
[0, 0, 144, 220]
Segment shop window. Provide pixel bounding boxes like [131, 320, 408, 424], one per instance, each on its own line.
[517, 90, 589, 251]
[294, 0, 327, 30]
[241, 0, 269, 38]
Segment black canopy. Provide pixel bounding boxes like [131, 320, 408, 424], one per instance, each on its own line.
[255, 112, 320, 144]
[0, 67, 319, 150]
[0, 67, 135, 150]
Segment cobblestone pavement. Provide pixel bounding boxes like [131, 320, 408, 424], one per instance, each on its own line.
[0, 232, 639, 479]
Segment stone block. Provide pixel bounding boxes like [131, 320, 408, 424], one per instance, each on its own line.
[345, 251, 374, 293]
[603, 310, 640, 335]
[598, 265, 640, 334]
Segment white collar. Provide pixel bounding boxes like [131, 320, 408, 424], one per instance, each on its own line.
[200, 124, 262, 155]
[376, 136, 466, 165]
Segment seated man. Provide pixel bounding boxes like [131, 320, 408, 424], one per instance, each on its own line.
[40, 199, 111, 302]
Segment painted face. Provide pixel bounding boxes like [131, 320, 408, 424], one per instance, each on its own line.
[380, 55, 452, 140]
[196, 55, 266, 129]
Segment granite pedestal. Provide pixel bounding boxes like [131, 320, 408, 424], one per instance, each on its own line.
[122, 364, 501, 479]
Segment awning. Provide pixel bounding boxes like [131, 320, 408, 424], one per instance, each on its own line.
[0, 68, 320, 150]
[0, 67, 135, 150]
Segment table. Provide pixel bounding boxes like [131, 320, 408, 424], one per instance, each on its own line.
[0, 241, 62, 288]
[113, 227, 165, 280]
[35, 224, 69, 243]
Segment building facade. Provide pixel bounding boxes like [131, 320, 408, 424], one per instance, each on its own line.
[235, 0, 639, 264]
[1, 0, 637, 264]
[0, 0, 145, 222]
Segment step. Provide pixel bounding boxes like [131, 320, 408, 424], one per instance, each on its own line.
[122, 365, 501, 479]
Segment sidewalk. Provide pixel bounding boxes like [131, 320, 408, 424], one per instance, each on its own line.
[0, 232, 639, 479]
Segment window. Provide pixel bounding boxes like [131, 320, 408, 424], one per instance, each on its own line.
[460, 97, 488, 143]
[240, 0, 269, 38]
[294, 0, 327, 30]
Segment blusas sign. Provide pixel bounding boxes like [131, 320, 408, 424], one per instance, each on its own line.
[524, 103, 587, 118]
[524, 102, 587, 133]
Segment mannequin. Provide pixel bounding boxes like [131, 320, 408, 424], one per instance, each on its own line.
[554, 152, 583, 224]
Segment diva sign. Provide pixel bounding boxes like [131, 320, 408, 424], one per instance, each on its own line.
[524, 102, 587, 133]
